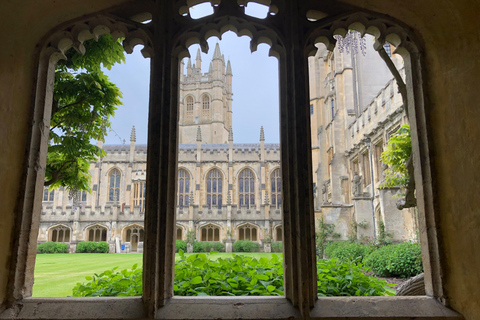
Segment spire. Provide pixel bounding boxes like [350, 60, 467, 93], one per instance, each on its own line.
[196, 48, 202, 70]
[196, 126, 202, 142]
[226, 60, 232, 75]
[228, 126, 234, 141]
[187, 58, 192, 69]
[209, 62, 213, 73]
[222, 54, 225, 62]
[213, 43, 222, 59]
[196, 48, 201, 61]
[130, 126, 136, 142]
[260, 126, 265, 141]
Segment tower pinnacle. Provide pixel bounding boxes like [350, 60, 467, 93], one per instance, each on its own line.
[130, 126, 136, 142]
[228, 126, 234, 141]
[260, 126, 265, 141]
[226, 60, 232, 75]
[213, 43, 222, 59]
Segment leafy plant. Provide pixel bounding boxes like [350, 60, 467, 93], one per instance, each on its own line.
[364, 242, 423, 278]
[325, 242, 375, 264]
[37, 241, 69, 254]
[317, 259, 394, 296]
[72, 263, 142, 297]
[46, 34, 125, 196]
[379, 125, 411, 189]
[377, 221, 393, 246]
[176, 240, 187, 253]
[271, 241, 283, 253]
[316, 216, 336, 258]
[192, 241, 225, 253]
[233, 240, 261, 253]
[76, 241, 109, 253]
[185, 229, 195, 245]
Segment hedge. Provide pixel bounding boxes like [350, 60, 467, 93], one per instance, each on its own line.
[175, 240, 187, 253]
[192, 241, 225, 252]
[37, 241, 69, 254]
[271, 241, 283, 253]
[364, 242, 423, 278]
[233, 240, 261, 253]
[76, 241, 109, 253]
[325, 241, 376, 264]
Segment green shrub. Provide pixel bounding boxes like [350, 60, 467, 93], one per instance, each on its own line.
[317, 259, 394, 296]
[37, 241, 69, 254]
[233, 240, 261, 253]
[324, 241, 348, 258]
[73, 253, 393, 297]
[192, 241, 225, 253]
[364, 242, 423, 278]
[72, 263, 142, 297]
[271, 241, 283, 253]
[326, 242, 376, 264]
[76, 241, 109, 253]
[176, 240, 187, 253]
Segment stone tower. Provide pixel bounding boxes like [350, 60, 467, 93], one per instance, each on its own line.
[178, 43, 233, 144]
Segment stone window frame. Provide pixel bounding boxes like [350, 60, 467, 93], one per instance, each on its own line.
[185, 95, 194, 122]
[237, 223, 259, 241]
[177, 168, 190, 209]
[238, 168, 256, 209]
[42, 186, 54, 202]
[48, 224, 71, 243]
[132, 180, 146, 212]
[200, 223, 220, 242]
[270, 168, 282, 209]
[108, 168, 121, 202]
[201, 94, 210, 119]
[86, 224, 108, 242]
[206, 168, 223, 210]
[4, 3, 460, 320]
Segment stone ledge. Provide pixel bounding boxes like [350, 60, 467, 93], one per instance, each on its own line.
[0, 296, 462, 320]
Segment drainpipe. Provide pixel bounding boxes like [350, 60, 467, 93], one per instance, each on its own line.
[366, 138, 377, 239]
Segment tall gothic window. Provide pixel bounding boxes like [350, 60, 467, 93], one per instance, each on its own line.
[238, 168, 255, 209]
[206, 169, 222, 209]
[177, 169, 190, 208]
[238, 223, 258, 241]
[185, 96, 193, 122]
[132, 181, 146, 212]
[270, 168, 281, 209]
[200, 224, 220, 241]
[43, 187, 54, 202]
[87, 225, 107, 242]
[108, 168, 121, 201]
[201, 94, 210, 119]
[50, 226, 70, 242]
[76, 190, 87, 202]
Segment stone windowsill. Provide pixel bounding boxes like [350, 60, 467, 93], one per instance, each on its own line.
[0, 296, 462, 320]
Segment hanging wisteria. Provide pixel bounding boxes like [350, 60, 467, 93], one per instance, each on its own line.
[333, 30, 367, 56]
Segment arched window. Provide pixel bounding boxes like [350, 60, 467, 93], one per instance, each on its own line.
[43, 186, 54, 202]
[108, 169, 121, 201]
[125, 226, 144, 252]
[76, 190, 87, 202]
[132, 181, 146, 212]
[238, 224, 258, 241]
[87, 225, 107, 242]
[185, 96, 194, 121]
[275, 226, 283, 242]
[176, 227, 183, 240]
[201, 95, 210, 119]
[200, 224, 220, 242]
[50, 226, 70, 242]
[238, 168, 255, 209]
[206, 169, 222, 209]
[270, 168, 282, 209]
[177, 169, 190, 208]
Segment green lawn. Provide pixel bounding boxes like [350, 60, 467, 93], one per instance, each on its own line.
[33, 252, 280, 297]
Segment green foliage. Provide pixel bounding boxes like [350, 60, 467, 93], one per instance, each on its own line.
[37, 241, 69, 254]
[72, 253, 393, 297]
[364, 242, 423, 278]
[271, 241, 283, 253]
[76, 241, 109, 253]
[317, 259, 394, 296]
[325, 242, 376, 264]
[185, 229, 195, 245]
[193, 241, 225, 253]
[46, 34, 125, 194]
[316, 216, 337, 258]
[380, 125, 412, 188]
[174, 252, 284, 296]
[377, 221, 394, 246]
[176, 240, 187, 253]
[72, 263, 142, 297]
[233, 240, 261, 253]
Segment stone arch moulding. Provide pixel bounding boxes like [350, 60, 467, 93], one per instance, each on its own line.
[235, 166, 258, 181]
[170, 1, 287, 62]
[46, 224, 72, 241]
[203, 166, 225, 180]
[305, 10, 443, 302]
[178, 166, 193, 179]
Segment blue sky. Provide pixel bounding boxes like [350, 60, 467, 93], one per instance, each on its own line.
[102, 4, 279, 145]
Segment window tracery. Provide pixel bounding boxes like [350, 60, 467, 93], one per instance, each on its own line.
[132, 181, 146, 212]
[270, 168, 281, 209]
[49, 225, 70, 242]
[185, 96, 194, 122]
[177, 169, 190, 208]
[202, 94, 210, 119]
[238, 168, 255, 209]
[206, 169, 222, 209]
[108, 168, 121, 202]
[238, 223, 258, 241]
[200, 224, 220, 241]
[43, 187, 54, 202]
[86, 225, 107, 242]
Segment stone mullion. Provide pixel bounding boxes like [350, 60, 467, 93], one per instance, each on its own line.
[280, 2, 317, 317]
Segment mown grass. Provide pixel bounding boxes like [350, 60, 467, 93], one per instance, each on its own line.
[33, 252, 280, 297]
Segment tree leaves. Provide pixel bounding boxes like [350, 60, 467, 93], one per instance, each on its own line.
[379, 125, 411, 188]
